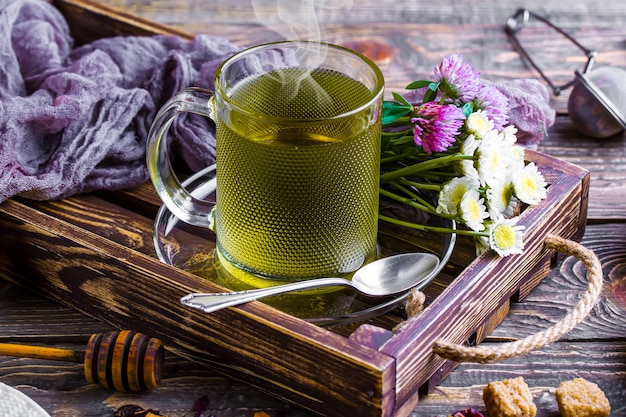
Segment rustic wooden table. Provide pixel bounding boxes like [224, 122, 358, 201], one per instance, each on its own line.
[1, 0, 625, 416]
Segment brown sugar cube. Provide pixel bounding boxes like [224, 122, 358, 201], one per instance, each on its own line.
[482, 376, 537, 417]
[555, 378, 611, 417]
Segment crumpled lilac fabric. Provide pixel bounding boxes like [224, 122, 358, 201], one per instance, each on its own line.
[489, 78, 556, 149]
[0, 0, 239, 202]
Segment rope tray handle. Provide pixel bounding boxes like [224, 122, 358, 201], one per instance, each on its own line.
[431, 234, 603, 363]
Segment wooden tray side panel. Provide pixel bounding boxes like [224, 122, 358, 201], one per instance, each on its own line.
[382, 151, 590, 410]
[0, 199, 396, 417]
[53, 0, 194, 44]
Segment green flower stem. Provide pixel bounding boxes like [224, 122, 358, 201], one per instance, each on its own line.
[378, 214, 487, 237]
[395, 178, 442, 191]
[381, 151, 415, 164]
[381, 170, 457, 182]
[381, 129, 411, 137]
[387, 136, 415, 145]
[387, 180, 439, 214]
[379, 188, 434, 214]
[380, 153, 472, 183]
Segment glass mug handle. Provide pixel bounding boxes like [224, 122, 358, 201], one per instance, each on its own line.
[146, 87, 215, 228]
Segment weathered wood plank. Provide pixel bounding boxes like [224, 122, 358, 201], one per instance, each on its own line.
[0, 352, 315, 417]
[378, 149, 588, 408]
[491, 223, 626, 340]
[414, 340, 626, 416]
[2, 223, 624, 415]
[98, 0, 626, 27]
[416, 222, 626, 415]
[0, 197, 396, 417]
[539, 117, 626, 222]
[54, 0, 193, 44]
[0, 281, 112, 344]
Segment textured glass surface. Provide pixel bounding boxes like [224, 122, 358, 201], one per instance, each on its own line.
[215, 68, 380, 280]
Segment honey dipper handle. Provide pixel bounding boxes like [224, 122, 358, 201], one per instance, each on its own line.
[0, 343, 83, 363]
[0, 331, 164, 392]
[84, 330, 164, 392]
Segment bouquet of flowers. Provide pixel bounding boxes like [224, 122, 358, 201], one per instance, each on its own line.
[379, 54, 548, 257]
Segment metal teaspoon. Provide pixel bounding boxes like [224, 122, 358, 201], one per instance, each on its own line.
[180, 252, 440, 313]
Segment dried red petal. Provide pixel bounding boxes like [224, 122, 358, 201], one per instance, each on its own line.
[450, 408, 485, 417]
[611, 278, 626, 306]
[193, 395, 210, 417]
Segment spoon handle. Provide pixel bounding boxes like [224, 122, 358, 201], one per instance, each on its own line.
[180, 277, 352, 313]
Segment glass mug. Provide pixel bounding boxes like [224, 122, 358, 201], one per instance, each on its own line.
[147, 41, 384, 283]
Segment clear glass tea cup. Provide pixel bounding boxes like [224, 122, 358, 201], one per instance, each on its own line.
[146, 41, 385, 283]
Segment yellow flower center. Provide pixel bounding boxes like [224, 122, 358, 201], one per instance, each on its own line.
[521, 174, 537, 196]
[467, 200, 482, 220]
[467, 113, 488, 134]
[500, 186, 512, 207]
[452, 185, 468, 203]
[487, 152, 500, 171]
[493, 224, 516, 249]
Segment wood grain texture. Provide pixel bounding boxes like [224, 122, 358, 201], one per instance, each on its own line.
[98, 0, 626, 27]
[1, 0, 625, 415]
[2, 225, 624, 416]
[418, 223, 626, 416]
[491, 223, 626, 341]
[0, 196, 398, 417]
[539, 118, 626, 222]
[0, 132, 588, 417]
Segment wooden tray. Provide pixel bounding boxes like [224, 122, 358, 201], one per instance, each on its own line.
[0, 1, 590, 416]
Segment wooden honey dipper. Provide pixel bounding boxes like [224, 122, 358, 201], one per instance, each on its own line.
[0, 330, 164, 392]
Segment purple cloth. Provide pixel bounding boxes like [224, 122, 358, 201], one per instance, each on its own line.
[490, 78, 556, 149]
[0, 0, 239, 202]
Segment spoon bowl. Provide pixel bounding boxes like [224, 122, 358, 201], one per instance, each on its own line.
[180, 252, 440, 314]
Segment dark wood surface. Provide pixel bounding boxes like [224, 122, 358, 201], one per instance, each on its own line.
[1, 0, 626, 416]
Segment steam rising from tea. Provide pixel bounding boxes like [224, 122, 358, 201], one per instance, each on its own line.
[207, 1, 382, 281]
[251, 0, 354, 43]
[250, 0, 355, 108]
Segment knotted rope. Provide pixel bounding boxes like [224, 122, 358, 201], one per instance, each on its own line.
[400, 234, 604, 363]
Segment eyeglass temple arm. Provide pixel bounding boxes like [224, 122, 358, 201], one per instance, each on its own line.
[505, 8, 597, 96]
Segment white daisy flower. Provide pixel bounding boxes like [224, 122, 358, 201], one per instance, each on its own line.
[456, 133, 480, 178]
[507, 144, 526, 175]
[476, 129, 510, 188]
[465, 110, 494, 139]
[488, 216, 525, 257]
[436, 176, 480, 216]
[501, 124, 518, 146]
[458, 188, 489, 231]
[486, 180, 518, 218]
[513, 162, 548, 205]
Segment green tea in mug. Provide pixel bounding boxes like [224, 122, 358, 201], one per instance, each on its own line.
[215, 67, 381, 281]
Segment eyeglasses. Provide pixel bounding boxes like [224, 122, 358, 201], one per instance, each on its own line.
[506, 8, 626, 138]
[505, 8, 597, 96]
